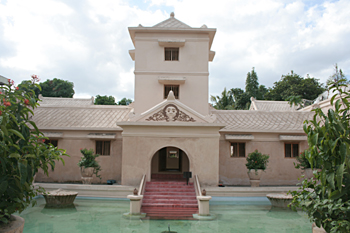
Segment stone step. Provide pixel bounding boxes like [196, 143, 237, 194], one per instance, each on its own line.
[145, 185, 195, 189]
[141, 177, 198, 220]
[145, 188, 195, 192]
[142, 203, 198, 208]
[144, 191, 195, 196]
[143, 195, 197, 200]
[151, 174, 185, 179]
[146, 181, 193, 185]
[142, 199, 198, 204]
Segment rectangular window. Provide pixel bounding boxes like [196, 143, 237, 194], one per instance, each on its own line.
[44, 139, 58, 147]
[164, 85, 179, 99]
[230, 143, 245, 157]
[96, 141, 111, 156]
[165, 48, 179, 61]
[285, 143, 299, 158]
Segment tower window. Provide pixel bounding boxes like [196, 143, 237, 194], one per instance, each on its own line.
[165, 48, 179, 61]
[164, 85, 179, 99]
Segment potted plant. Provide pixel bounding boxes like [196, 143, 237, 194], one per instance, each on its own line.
[246, 150, 269, 187]
[0, 76, 68, 232]
[294, 151, 321, 179]
[78, 148, 101, 182]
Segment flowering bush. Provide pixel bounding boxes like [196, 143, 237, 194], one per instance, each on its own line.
[245, 150, 269, 171]
[78, 148, 101, 179]
[0, 75, 68, 224]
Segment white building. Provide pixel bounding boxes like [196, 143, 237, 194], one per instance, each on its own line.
[34, 13, 312, 186]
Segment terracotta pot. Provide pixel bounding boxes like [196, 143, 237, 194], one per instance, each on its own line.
[247, 169, 264, 187]
[312, 223, 326, 233]
[303, 168, 315, 179]
[0, 215, 25, 233]
[80, 167, 94, 177]
[247, 169, 263, 180]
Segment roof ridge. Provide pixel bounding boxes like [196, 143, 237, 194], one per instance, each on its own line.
[153, 16, 191, 28]
[38, 105, 132, 109]
[254, 99, 289, 103]
[211, 109, 310, 114]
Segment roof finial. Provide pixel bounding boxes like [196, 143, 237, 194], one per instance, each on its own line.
[170, 12, 174, 18]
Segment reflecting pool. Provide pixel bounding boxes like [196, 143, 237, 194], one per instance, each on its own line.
[19, 196, 311, 233]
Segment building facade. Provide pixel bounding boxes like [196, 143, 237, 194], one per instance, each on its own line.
[33, 13, 312, 187]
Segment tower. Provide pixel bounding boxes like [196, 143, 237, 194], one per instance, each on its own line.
[128, 12, 216, 116]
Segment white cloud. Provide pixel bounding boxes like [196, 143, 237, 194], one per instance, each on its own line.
[0, 0, 349, 100]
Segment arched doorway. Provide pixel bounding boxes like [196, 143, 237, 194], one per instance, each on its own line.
[151, 146, 190, 179]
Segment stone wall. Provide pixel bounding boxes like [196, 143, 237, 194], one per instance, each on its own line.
[36, 130, 123, 184]
[219, 132, 308, 186]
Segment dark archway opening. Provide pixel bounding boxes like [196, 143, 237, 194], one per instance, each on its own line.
[151, 147, 190, 180]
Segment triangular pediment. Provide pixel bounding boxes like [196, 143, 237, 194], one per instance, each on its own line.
[153, 13, 191, 29]
[129, 91, 215, 123]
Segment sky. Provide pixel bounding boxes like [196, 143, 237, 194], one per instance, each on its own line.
[0, 0, 349, 102]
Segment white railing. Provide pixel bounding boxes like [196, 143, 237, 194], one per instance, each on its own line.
[194, 175, 202, 196]
[194, 174, 212, 216]
[138, 174, 146, 206]
[138, 174, 146, 196]
[127, 174, 146, 215]
[194, 175, 201, 206]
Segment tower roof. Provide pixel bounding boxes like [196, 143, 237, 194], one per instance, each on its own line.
[128, 12, 216, 49]
[153, 12, 191, 28]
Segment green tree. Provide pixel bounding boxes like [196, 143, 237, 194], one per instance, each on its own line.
[94, 95, 117, 105]
[245, 67, 259, 99]
[0, 75, 68, 224]
[265, 71, 325, 101]
[286, 95, 302, 109]
[257, 85, 268, 100]
[18, 80, 41, 98]
[327, 64, 349, 87]
[229, 88, 251, 110]
[117, 98, 133, 106]
[210, 88, 234, 110]
[290, 79, 350, 232]
[211, 68, 264, 110]
[40, 78, 75, 98]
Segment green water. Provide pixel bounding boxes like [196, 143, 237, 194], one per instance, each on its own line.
[19, 197, 311, 233]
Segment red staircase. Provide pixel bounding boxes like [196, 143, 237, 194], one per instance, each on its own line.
[141, 174, 198, 220]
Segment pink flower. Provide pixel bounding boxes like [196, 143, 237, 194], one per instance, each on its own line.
[7, 79, 14, 85]
[16, 86, 19, 90]
[31, 74, 40, 82]
[24, 99, 30, 105]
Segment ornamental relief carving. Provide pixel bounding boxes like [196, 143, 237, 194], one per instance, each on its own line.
[146, 104, 196, 122]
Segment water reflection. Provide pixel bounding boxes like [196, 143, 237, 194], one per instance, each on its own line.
[41, 205, 77, 216]
[266, 206, 301, 220]
[20, 197, 311, 233]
